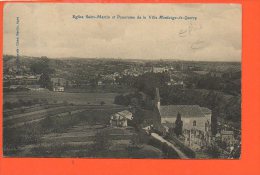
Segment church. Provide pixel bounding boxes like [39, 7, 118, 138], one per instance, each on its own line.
[154, 88, 212, 134]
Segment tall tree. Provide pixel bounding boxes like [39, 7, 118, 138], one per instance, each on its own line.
[39, 73, 52, 90]
[174, 112, 183, 137]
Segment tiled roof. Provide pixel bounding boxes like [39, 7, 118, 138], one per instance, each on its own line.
[111, 110, 133, 120]
[160, 105, 210, 118]
[200, 107, 212, 115]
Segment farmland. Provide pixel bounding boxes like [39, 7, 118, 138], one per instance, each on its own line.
[3, 91, 121, 128]
[3, 91, 163, 158]
[16, 122, 163, 158]
[4, 91, 118, 105]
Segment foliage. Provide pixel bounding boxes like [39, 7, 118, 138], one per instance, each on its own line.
[114, 92, 151, 110]
[131, 108, 145, 126]
[174, 112, 183, 137]
[30, 56, 54, 74]
[133, 72, 170, 97]
[129, 131, 148, 149]
[114, 94, 130, 106]
[39, 73, 52, 90]
[3, 98, 45, 110]
[30, 56, 54, 90]
[206, 144, 221, 158]
[148, 137, 179, 158]
[3, 123, 42, 150]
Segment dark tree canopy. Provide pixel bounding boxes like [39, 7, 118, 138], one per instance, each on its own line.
[133, 72, 170, 97]
[39, 73, 52, 90]
[30, 56, 54, 75]
[174, 112, 183, 137]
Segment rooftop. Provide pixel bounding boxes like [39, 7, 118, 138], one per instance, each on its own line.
[201, 107, 212, 115]
[111, 110, 133, 120]
[159, 105, 211, 118]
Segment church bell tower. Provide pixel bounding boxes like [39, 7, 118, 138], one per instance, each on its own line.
[155, 88, 160, 112]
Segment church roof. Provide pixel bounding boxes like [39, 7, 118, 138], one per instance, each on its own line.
[201, 107, 212, 115]
[159, 105, 211, 118]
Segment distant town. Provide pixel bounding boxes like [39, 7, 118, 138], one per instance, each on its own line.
[3, 54, 241, 159]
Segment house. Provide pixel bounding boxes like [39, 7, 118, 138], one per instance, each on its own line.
[53, 86, 64, 92]
[51, 78, 70, 87]
[210, 71, 224, 78]
[152, 67, 167, 73]
[97, 80, 103, 86]
[110, 110, 133, 127]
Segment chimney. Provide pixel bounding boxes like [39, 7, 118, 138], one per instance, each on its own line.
[155, 88, 160, 111]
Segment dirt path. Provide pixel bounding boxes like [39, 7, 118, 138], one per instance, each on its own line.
[151, 133, 188, 159]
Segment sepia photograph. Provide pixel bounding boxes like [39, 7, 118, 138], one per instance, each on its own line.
[3, 3, 241, 159]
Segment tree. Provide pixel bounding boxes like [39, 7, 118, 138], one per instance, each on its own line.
[114, 94, 130, 106]
[30, 57, 54, 90]
[174, 112, 183, 137]
[30, 56, 54, 75]
[205, 91, 225, 135]
[131, 108, 145, 126]
[39, 73, 52, 90]
[133, 72, 170, 97]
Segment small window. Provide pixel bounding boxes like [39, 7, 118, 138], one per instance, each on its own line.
[193, 120, 196, 126]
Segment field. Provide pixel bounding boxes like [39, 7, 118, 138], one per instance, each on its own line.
[3, 91, 163, 158]
[3, 91, 122, 128]
[16, 122, 163, 158]
[4, 91, 118, 105]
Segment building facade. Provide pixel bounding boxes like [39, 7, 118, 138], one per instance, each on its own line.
[159, 105, 211, 133]
[110, 110, 133, 127]
[154, 88, 212, 149]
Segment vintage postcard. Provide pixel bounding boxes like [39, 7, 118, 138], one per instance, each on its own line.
[3, 3, 241, 159]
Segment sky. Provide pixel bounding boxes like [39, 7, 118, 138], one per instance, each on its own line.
[4, 3, 241, 61]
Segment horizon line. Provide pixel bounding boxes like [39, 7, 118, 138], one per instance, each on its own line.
[3, 54, 241, 63]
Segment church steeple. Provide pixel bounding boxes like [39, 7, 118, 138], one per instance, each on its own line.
[155, 88, 160, 111]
